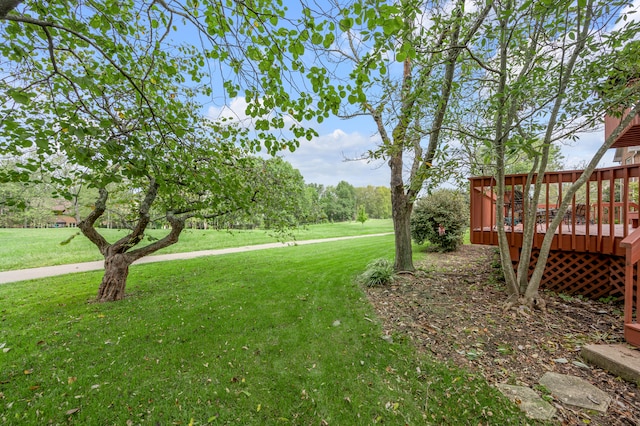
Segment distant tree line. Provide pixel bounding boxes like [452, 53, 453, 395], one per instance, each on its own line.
[303, 181, 391, 224]
[0, 162, 391, 229]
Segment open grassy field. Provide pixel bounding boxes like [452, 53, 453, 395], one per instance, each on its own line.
[0, 235, 526, 424]
[0, 220, 393, 272]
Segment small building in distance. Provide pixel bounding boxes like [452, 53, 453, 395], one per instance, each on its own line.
[51, 205, 77, 228]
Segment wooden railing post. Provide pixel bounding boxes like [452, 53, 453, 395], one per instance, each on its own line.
[620, 228, 640, 347]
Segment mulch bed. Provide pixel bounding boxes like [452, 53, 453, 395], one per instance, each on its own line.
[364, 244, 640, 425]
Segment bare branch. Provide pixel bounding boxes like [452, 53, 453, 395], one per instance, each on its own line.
[111, 178, 159, 254]
[126, 211, 185, 262]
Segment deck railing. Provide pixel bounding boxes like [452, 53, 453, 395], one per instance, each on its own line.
[470, 164, 640, 256]
[471, 164, 640, 346]
[620, 228, 640, 346]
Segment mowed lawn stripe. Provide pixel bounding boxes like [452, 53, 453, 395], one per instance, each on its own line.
[0, 235, 527, 425]
[0, 220, 393, 272]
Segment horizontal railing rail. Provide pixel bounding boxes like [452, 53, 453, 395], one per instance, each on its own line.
[470, 164, 640, 256]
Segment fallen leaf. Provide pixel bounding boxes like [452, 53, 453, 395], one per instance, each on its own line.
[572, 361, 591, 369]
[29, 385, 40, 391]
[65, 408, 80, 415]
[23, 369, 32, 375]
[68, 377, 77, 385]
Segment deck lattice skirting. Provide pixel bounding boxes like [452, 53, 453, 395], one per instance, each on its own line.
[522, 250, 633, 301]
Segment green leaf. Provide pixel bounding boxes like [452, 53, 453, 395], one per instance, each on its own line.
[8, 89, 31, 104]
[339, 18, 353, 32]
[322, 33, 335, 49]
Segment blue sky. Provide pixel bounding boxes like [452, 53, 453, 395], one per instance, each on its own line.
[201, 0, 638, 189]
[205, 96, 621, 189]
[206, 98, 390, 188]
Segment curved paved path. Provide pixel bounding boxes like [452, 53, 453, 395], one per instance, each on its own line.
[0, 233, 393, 284]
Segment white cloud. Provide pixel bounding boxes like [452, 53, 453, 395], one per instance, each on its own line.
[206, 97, 250, 122]
[204, 98, 389, 187]
[612, 0, 640, 32]
[206, 97, 298, 130]
[560, 129, 617, 170]
[281, 128, 389, 187]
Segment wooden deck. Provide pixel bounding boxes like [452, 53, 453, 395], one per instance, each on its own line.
[470, 165, 640, 346]
[473, 223, 633, 256]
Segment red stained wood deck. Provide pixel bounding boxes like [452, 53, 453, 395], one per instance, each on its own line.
[470, 165, 640, 346]
[471, 166, 640, 255]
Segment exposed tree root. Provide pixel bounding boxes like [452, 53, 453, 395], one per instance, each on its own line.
[503, 294, 547, 315]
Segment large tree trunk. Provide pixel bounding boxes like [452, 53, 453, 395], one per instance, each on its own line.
[96, 253, 132, 302]
[392, 199, 414, 272]
[390, 155, 415, 272]
[79, 182, 187, 302]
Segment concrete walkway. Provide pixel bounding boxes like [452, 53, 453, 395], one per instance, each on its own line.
[0, 233, 393, 284]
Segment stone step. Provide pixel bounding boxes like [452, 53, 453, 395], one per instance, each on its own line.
[539, 372, 611, 413]
[581, 343, 640, 384]
[495, 384, 556, 421]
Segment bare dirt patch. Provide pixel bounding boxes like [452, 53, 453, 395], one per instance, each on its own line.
[365, 245, 640, 425]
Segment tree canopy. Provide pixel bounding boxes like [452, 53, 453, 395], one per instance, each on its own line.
[462, 0, 640, 309]
[0, 0, 340, 301]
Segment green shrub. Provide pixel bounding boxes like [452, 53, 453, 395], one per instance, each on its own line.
[358, 258, 395, 287]
[411, 189, 469, 252]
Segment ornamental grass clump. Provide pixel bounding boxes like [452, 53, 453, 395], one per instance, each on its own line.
[358, 258, 395, 287]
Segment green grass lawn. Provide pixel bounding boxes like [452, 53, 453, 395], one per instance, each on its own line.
[0, 235, 527, 425]
[0, 220, 393, 272]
